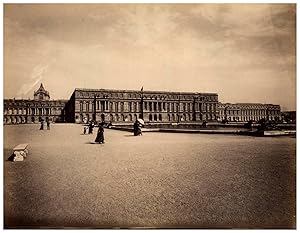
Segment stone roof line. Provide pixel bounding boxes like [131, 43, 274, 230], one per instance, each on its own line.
[74, 88, 218, 96]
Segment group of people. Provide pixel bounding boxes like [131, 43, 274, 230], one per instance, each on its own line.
[40, 119, 50, 130]
[83, 121, 95, 134]
[83, 121, 105, 144]
[83, 119, 143, 144]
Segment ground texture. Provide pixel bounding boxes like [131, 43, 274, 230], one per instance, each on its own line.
[4, 124, 296, 228]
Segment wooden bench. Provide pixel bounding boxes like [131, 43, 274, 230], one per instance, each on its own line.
[12, 143, 29, 162]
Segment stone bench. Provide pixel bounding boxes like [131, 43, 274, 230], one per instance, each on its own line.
[12, 143, 29, 162]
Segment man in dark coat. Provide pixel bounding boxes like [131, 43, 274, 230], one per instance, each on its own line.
[40, 120, 44, 130]
[88, 121, 94, 134]
[46, 120, 50, 130]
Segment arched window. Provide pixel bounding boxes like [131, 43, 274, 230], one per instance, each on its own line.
[149, 114, 153, 121]
[154, 103, 157, 111]
[128, 102, 132, 112]
[158, 114, 162, 121]
[154, 114, 157, 121]
[115, 102, 118, 112]
[86, 102, 89, 112]
[120, 103, 124, 112]
[80, 102, 83, 112]
[172, 114, 175, 121]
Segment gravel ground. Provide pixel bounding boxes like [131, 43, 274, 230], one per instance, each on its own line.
[4, 124, 296, 229]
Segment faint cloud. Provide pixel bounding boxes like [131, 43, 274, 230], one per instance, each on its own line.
[16, 59, 56, 98]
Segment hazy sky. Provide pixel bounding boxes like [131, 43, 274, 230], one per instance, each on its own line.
[4, 4, 296, 110]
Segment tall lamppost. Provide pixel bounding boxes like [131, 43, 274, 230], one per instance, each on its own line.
[26, 103, 29, 124]
[140, 87, 144, 120]
[224, 106, 228, 123]
[193, 96, 197, 121]
[93, 94, 97, 122]
[177, 92, 181, 123]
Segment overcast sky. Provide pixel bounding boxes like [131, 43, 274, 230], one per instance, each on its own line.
[4, 4, 296, 110]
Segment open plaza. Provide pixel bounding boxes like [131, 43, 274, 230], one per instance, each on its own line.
[4, 124, 296, 228]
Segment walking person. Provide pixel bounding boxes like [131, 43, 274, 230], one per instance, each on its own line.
[46, 119, 50, 130]
[134, 119, 144, 136]
[133, 120, 139, 136]
[137, 123, 143, 136]
[88, 121, 94, 134]
[83, 126, 88, 134]
[95, 122, 105, 144]
[40, 120, 44, 130]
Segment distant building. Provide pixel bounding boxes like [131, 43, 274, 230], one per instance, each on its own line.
[219, 103, 281, 122]
[4, 84, 67, 124]
[64, 88, 219, 124]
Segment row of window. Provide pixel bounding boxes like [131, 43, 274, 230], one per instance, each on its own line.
[77, 91, 218, 101]
[5, 102, 65, 107]
[4, 108, 62, 115]
[77, 101, 218, 113]
[219, 109, 281, 116]
[222, 116, 280, 122]
[4, 116, 60, 124]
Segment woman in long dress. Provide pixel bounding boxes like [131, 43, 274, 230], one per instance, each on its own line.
[133, 121, 139, 136]
[95, 123, 105, 144]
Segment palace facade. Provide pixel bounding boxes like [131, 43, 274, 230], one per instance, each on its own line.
[4, 84, 282, 124]
[64, 88, 219, 124]
[4, 84, 67, 124]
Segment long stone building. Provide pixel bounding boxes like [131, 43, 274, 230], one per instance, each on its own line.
[4, 84, 282, 124]
[218, 103, 281, 122]
[64, 88, 219, 124]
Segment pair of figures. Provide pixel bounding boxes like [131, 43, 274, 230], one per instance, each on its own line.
[40, 120, 50, 130]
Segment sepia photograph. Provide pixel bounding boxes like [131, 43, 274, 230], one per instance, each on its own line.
[3, 3, 296, 229]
